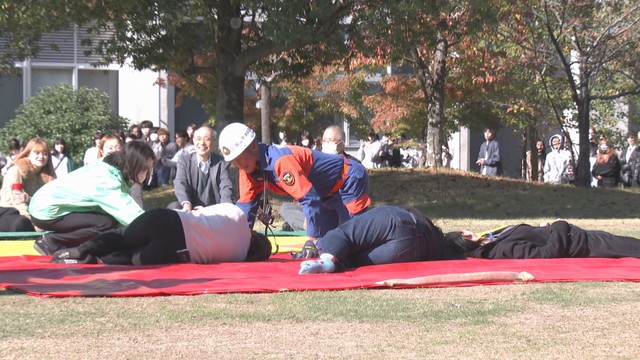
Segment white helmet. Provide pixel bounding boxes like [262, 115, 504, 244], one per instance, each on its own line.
[219, 122, 256, 161]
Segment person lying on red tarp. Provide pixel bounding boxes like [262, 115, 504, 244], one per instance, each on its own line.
[50, 203, 271, 265]
[445, 220, 640, 259]
[299, 205, 465, 274]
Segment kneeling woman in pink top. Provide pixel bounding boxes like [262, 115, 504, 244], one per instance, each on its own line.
[51, 203, 271, 265]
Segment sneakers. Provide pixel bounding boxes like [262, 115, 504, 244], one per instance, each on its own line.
[33, 235, 55, 256]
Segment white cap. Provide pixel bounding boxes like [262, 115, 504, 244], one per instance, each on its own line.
[219, 122, 256, 161]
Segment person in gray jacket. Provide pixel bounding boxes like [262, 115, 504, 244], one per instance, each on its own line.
[168, 126, 234, 210]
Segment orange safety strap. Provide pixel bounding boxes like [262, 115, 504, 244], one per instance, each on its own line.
[329, 159, 350, 196]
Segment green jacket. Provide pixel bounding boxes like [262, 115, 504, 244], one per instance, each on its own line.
[28, 161, 144, 226]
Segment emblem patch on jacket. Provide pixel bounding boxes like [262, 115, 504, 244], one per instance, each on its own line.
[281, 172, 295, 186]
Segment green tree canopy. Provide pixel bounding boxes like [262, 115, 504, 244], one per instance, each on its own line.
[27, 0, 388, 129]
[0, 84, 128, 161]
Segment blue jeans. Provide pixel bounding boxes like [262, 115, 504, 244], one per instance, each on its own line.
[317, 206, 426, 268]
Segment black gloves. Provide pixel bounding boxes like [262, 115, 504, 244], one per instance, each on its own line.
[291, 240, 318, 259]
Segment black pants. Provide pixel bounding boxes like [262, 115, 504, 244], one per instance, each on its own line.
[83, 208, 186, 265]
[0, 207, 35, 232]
[31, 212, 119, 251]
[587, 230, 640, 258]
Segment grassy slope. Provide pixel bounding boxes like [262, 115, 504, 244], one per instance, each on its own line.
[146, 167, 640, 235]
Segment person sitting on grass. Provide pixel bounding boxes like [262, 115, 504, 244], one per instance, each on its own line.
[299, 205, 465, 274]
[0, 138, 56, 232]
[445, 221, 640, 259]
[50, 203, 271, 265]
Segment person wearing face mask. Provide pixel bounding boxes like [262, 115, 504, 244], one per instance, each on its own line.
[320, 126, 370, 213]
[280, 125, 372, 233]
[0, 138, 56, 232]
[278, 131, 289, 146]
[299, 130, 313, 149]
[219, 122, 372, 258]
[591, 139, 621, 188]
[543, 134, 572, 184]
[28, 141, 155, 255]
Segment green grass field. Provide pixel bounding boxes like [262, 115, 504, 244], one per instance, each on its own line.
[2, 168, 640, 359]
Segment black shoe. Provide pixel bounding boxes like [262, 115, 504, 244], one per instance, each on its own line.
[282, 222, 294, 232]
[33, 235, 54, 255]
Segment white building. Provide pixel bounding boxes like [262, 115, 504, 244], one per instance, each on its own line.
[0, 26, 177, 133]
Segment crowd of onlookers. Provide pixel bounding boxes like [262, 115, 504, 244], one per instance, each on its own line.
[277, 129, 425, 170]
[486, 125, 637, 188]
[1, 121, 640, 268]
[0, 120, 208, 257]
[527, 127, 640, 188]
[0, 122, 637, 228]
[2, 123, 639, 191]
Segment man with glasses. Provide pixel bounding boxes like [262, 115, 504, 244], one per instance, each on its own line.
[168, 126, 234, 211]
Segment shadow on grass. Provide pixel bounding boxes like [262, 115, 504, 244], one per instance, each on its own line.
[368, 169, 640, 219]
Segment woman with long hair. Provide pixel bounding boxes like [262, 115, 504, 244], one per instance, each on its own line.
[29, 141, 155, 255]
[0, 138, 56, 231]
[591, 139, 621, 187]
[50, 137, 76, 178]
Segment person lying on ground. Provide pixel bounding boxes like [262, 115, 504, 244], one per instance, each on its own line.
[298, 205, 464, 274]
[445, 220, 640, 259]
[50, 203, 271, 265]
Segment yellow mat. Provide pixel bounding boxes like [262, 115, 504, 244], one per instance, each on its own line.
[268, 235, 306, 253]
[0, 240, 38, 256]
[0, 236, 306, 257]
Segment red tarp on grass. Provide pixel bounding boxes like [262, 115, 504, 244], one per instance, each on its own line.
[2, 254, 640, 297]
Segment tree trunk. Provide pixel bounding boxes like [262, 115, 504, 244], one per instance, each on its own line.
[260, 82, 272, 144]
[575, 96, 591, 187]
[215, 70, 245, 132]
[527, 126, 538, 181]
[214, 0, 244, 131]
[575, 52, 592, 188]
[424, 33, 448, 168]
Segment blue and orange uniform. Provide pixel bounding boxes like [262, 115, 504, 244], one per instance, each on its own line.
[236, 143, 371, 238]
[337, 153, 370, 216]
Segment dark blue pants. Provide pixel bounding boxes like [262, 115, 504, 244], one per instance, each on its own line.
[317, 206, 426, 268]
